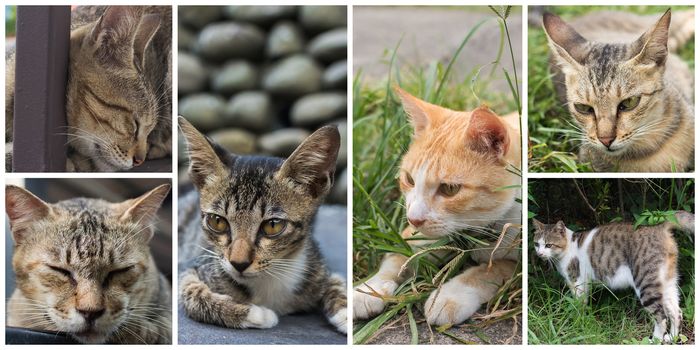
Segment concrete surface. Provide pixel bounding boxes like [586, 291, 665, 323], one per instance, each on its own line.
[178, 205, 348, 345]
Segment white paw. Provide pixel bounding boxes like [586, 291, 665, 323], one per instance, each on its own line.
[329, 308, 347, 334]
[663, 333, 674, 344]
[353, 278, 397, 320]
[424, 284, 481, 326]
[243, 305, 278, 329]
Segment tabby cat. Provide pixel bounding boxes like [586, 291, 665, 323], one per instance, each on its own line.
[177, 117, 347, 334]
[354, 88, 521, 327]
[5, 184, 172, 344]
[543, 9, 694, 172]
[532, 211, 694, 342]
[6, 6, 172, 172]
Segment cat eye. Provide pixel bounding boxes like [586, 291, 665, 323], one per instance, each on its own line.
[533, 242, 540, 248]
[48, 265, 75, 282]
[618, 95, 641, 112]
[261, 219, 287, 237]
[103, 265, 134, 287]
[573, 103, 594, 115]
[545, 244, 553, 248]
[205, 214, 230, 234]
[438, 183, 461, 197]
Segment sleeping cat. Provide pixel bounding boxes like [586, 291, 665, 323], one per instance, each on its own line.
[532, 211, 694, 343]
[6, 6, 172, 172]
[354, 88, 521, 327]
[5, 184, 172, 344]
[543, 9, 694, 172]
[177, 117, 347, 334]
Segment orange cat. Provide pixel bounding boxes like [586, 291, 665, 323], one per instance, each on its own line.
[354, 88, 521, 326]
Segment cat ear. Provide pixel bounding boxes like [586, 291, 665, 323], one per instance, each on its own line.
[467, 106, 510, 158]
[394, 87, 434, 137]
[629, 9, 670, 67]
[178, 116, 231, 190]
[118, 184, 171, 241]
[132, 13, 161, 73]
[277, 125, 340, 198]
[532, 218, 545, 232]
[542, 12, 588, 69]
[5, 185, 52, 243]
[554, 220, 567, 234]
[90, 6, 147, 68]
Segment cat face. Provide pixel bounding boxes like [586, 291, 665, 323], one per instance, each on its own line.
[178, 117, 340, 284]
[66, 7, 162, 170]
[532, 219, 568, 259]
[5, 184, 170, 344]
[395, 88, 518, 237]
[543, 11, 671, 157]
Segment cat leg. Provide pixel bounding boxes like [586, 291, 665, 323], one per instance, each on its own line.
[640, 285, 668, 342]
[321, 273, 348, 334]
[661, 280, 682, 342]
[424, 259, 516, 326]
[353, 253, 407, 319]
[179, 269, 278, 329]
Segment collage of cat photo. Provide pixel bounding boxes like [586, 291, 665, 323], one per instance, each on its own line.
[1, 2, 697, 348]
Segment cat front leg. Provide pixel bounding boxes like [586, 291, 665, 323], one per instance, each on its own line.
[424, 259, 516, 326]
[353, 253, 407, 320]
[321, 273, 348, 334]
[179, 269, 278, 329]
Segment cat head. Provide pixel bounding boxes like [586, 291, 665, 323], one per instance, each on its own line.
[532, 218, 569, 259]
[395, 88, 518, 237]
[543, 10, 671, 157]
[5, 183, 170, 344]
[66, 6, 163, 170]
[178, 117, 340, 283]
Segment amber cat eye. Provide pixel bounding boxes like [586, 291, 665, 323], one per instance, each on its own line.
[618, 95, 641, 112]
[205, 213, 230, 233]
[261, 219, 287, 237]
[438, 183, 460, 197]
[573, 103, 594, 115]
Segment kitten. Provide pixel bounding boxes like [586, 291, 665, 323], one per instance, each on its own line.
[354, 88, 521, 326]
[543, 9, 694, 172]
[5, 184, 172, 344]
[6, 6, 172, 172]
[177, 117, 347, 334]
[532, 211, 694, 342]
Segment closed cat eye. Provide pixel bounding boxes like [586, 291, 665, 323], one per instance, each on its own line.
[261, 219, 287, 237]
[438, 183, 461, 197]
[205, 213, 230, 234]
[618, 95, 641, 112]
[48, 265, 75, 282]
[103, 265, 134, 287]
[573, 103, 594, 115]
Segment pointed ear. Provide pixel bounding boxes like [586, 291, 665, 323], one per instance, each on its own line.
[542, 12, 588, 69]
[532, 218, 545, 231]
[178, 116, 230, 189]
[277, 125, 340, 198]
[90, 6, 143, 67]
[6, 185, 52, 244]
[132, 13, 161, 73]
[554, 220, 567, 234]
[629, 9, 670, 67]
[467, 106, 510, 158]
[118, 184, 171, 241]
[394, 87, 435, 137]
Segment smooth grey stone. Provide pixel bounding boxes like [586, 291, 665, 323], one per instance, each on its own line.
[308, 29, 347, 63]
[196, 22, 266, 61]
[258, 128, 310, 157]
[335, 120, 347, 168]
[223, 91, 273, 132]
[330, 168, 347, 204]
[224, 6, 297, 25]
[178, 25, 196, 51]
[262, 55, 322, 95]
[178, 52, 208, 94]
[266, 21, 305, 58]
[322, 60, 347, 89]
[179, 6, 223, 29]
[208, 129, 257, 155]
[291, 93, 346, 127]
[211, 61, 259, 95]
[179, 94, 226, 131]
[299, 6, 347, 31]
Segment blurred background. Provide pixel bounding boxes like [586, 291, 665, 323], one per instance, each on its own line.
[178, 5, 347, 205]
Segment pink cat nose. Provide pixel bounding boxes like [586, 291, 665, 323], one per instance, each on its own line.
[133, 156, 144, 166]
[408, 217, 425, 227]
[598, 136, 615, 148]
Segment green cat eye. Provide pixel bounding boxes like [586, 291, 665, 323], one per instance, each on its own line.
[573, 103, 594, 115]
[261, 219, 287, 237]
[438, 183, 461, 197]
[205, 213, 229, 234]
[618, 95, 641, 112]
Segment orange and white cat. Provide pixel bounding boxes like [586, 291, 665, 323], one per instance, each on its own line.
[353, 88, 521, 326]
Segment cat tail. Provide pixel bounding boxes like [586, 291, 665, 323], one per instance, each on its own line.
[668, 9, 695, 53]
[670, 210, 694, 234]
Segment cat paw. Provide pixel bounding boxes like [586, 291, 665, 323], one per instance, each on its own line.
[353, 278, 397, 320]
[243, 305, 278, 329]
[424, 283, 481, 326]
[328, 307, 347, 334]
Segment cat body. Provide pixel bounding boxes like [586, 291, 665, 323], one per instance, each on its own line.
[5, 184, 172, 344]
[532, 211, 694, 342]
[354, 88, 521, 326]
[543, 9, 695, 172]
[177, 117, 347, 334]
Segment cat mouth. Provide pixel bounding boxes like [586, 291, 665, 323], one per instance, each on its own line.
[72, 328, 107, 344]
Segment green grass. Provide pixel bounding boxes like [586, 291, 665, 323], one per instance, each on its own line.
[353, 7, 521, 344]
[528, 179, 695, 344]
[528, 6, 695, 172]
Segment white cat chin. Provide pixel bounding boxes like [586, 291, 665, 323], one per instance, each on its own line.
[71, 331, 109, 344]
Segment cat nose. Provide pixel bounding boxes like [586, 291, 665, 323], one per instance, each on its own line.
[230, 260, 252, 273]
[77, 308, 105, 323]
[133, 156, 144, 166]
[598, 136, 615, 148]
[408, 217, 425, 227]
